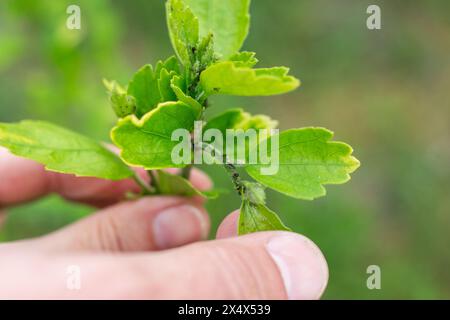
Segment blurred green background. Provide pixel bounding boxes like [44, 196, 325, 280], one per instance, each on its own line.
[1, 0, 449, 299]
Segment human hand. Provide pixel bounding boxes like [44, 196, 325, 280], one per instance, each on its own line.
[0, 148, 328, 299]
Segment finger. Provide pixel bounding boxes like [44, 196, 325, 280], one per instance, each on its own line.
[141, 232, 328, 299]
[1, 232, 327, 299]
[176, 169, 212, 206]
[167, 168, 213, 191]
[0, 147, 139, 208]
[46, 167, 211, 208]
[216, 210, 240, 239]
[215, 212, 328, 298]
[38, 197, 210, 252]
[0, 147, 211, 208]
[65, 231, 327, 299]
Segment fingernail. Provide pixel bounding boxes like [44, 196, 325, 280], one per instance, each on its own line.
[153, 205, 208, 250]
[266, 234, 329, 300]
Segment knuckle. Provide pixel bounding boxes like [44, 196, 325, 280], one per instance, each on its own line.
[77, 212, 125, 252]
[96, 213, 125, 251]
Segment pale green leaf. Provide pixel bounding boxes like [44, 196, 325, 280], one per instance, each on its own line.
[103, 79, 126, 93]
[205, 108, 277, 133]
[156, 55, 181, 75]
[171, 72, 187, 91]
[236, 114, 278, 130]
[158, 56, 184, 103]
[166, 0, 199, 66]
[170, 75, 203, 115]
[184, 0, 251, 59]
[0, 121, 133, 180]
[103, 79, 136, 118]
[195, 33, 216, 69]
[127, 64, 161, 118]
[238, 200, 291, 235]
[241, 181, 266, 205]
[245, 128, 360, 200]
[158, 68, 178, 102]
[203, 109, 278, 163]
[200, 61, 300, 96]
[204, 109, 247, 135]
[157, 170, 217, 198]
[128, 57, 182, 114]
[229, 51, 258, 68]
[111, 101, 199, 170]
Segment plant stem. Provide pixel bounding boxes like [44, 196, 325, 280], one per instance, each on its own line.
[224, 162, 244, 196]
[133, 173, 153, 195]
[196, 142, 245, 197]
[181, 165, 192, 179]
[148, 170, 161, 194]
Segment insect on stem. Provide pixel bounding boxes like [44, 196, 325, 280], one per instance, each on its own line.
[224, 162, 245, 196]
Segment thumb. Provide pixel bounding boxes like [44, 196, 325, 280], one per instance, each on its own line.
[119, 231, 329, 299]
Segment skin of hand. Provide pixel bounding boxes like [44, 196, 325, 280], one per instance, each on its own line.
[0, 147, 328, 299]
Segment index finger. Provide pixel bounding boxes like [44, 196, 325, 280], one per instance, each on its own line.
[0, 147, 211, 208]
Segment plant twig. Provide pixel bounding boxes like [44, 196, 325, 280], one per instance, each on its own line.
[181, 165, 192, 179]
[133, 173, 153, 195]
[148, 170, 161, 194]
[195, 141, 244, 196]
[224, 162, 245, 196]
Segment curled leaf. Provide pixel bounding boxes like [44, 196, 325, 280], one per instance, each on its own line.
[103, 79, 136, 118]
[166, 0, 199, 66]
[184, 0, 251, 59]
[200, 61, 300, 96]
[170, 75, 203, 115]
[204, 108, 278, 135]
[229, 51, 258, 68]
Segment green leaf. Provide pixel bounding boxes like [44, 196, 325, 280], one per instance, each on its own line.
[166, 0, 199, 66]
[127, 64, 161, 118]
[184, 0, 251, 59]
[157, 56, 184, 103]
[158, 55, 181, 74]
[111, 101, 199, 170]
[103, 79, 136, 118]
[103, 79, 125, 93]
[229, 51, 258, 68]
[204, 109, 247, 134]
[241, 181, 266, 205]
[238, 200, 291, 235]
[245, 128, 360, 200]
[170, 75, 203, 115]
[200, 61, 300, 96]
[195, 33, 216, 69]
[203, 109, 278, 164]
[171, 71, 188, 92]
[158, 68, 178, 102]
[157, 170, 217, 198]
[0, 121, 133, 180]
[205, 108, 277, 135]
[236, 114, 278, 130]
